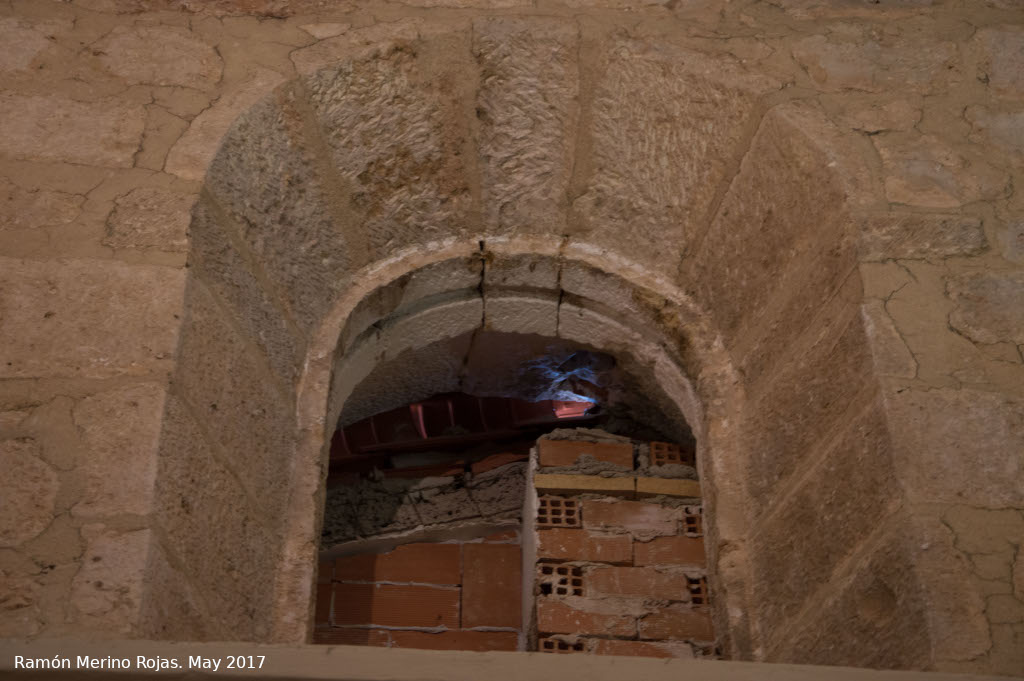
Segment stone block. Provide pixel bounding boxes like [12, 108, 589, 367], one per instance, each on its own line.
[205, 85, 356, 332]
[976, 27, 1024, 99]
[947, 271, 1024, 345]
[484, 293, 558, 337]
[462, 543, 521, 628]
[189, 196, 306, 385]
[473, 17, 577, 237]
[886, 388, 1024, 506]
[0, 18, 60, 73]
[94, 25, 221, 89]
[635, 478, 700, 498]
[69, 526, 151, 636]
[304, 44, 470, 261]
[0, 439, 57, 548]
[861, 301, 917, 378]
[175, 279, 294, 507]
[71, 383, 166, 518]
[748, 397, 900, 634]
[857, 213, 988, 261]
[0, 178, 82, 231]
[575, 41, 777, 274]
[0, 95, 145, 167]
[0, 258, 184, 379]
[104, 187, 194, 252]
[152, 395, 278, 641]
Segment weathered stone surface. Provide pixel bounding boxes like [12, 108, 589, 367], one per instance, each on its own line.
[0, 95, 145, 168]
[838, 99, 920, 133]
[0, 439, 58, 548]
[0, 18, 59, 73]
[474, 17, 577, 237]
[174, 279, 293, 510]
[136, 106, 190, 172]
[189, 197, 306, 385]
[1001, 220, 1024, 264]
[0, 179, 83, 231]
[298, 23, 351, 40]
[69, 526, 151, 635]
[104, 187, 194, 251]
[166, 66, 286, 182]
[792, 33, 956, 93]
[857, 212, 987, 261]
[947, 271, 1024, 345]
[95, 26, 221, 89]
[576, 41, 777, 273]
[861, 301, 916, 378]
[0, 571, 43, 637]
[71, 383, 166, 518]
[966, 107, 1024, 156]
[289, 20, 424, 76]
[305, 45, 470, 260]
[151, 396, 276, 640]
[750, 398, 899, 635]
[873, 133, 1009, 208]
[976, 27, 1024, 99]
[139, 540, 210, 640]
[768, 520, 931, 669]
[771, 0, 934, 19]
[885, 387, 1024, 506]
[0, 258, 185, 379]
[205, 85, 355, 331]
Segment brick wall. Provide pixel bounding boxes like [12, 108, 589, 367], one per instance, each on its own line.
[313, 532, 522, 651]
[531, 435, 716, 658]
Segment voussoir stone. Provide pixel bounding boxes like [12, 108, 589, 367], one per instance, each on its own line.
[0, 439, 58, 548]
[71, 383, 167, 518]
[0, 258, 185, 379]
[95, 25, 221, 89]
[474, 17, 578, 238]
[104, 187, 194, 251]
[0, 95, 145, 168]
[947, 271, 1024, 345]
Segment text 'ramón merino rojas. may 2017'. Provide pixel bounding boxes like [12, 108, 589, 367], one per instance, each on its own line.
[13, 655, 266, 671]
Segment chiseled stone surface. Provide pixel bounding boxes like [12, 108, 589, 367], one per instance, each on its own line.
[885, 387, 1024, 507]
[0, 439, 58, 548]
[70, 383, 167, 518]
[94, 26, 222, 89]
[0, 258, 185, 379]
[947, 271, 1024, 346]
[104, 187, 194, 251]
[474, 17, 578, 237]
[575, 41, 777, 273]
[0, 95, 145, 168]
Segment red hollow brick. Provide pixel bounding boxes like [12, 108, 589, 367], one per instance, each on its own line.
[581, 500, 678, 536]
[634, 536, 706, 567]
[639, 605, 715, 641]
[592, 640, 685, 658]
[335, 543, 462, 585]
[538, 440, 633, 469]
[587, 567, 687, 599]
[536, 598, 636, 637]
[390, 630, 518, 651]
[536, 529, 631, 564]
[462, 543, 522, 628]
[311, 628, 390, 646]
[332, 583, 460, 628]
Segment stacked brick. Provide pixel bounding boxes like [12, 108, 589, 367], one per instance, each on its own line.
[313, 532, 522, 650]
[532, 436, 715, 658]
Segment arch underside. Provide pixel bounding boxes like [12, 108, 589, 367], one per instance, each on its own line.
[144, 20, 942, 671]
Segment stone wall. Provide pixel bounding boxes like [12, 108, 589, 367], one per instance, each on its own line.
[0, 0, 1021, 675]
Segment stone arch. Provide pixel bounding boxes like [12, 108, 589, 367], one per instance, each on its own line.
[142, 18, 897, 665]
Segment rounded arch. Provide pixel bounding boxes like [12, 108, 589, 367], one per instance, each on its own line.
[147, 17, 887, 665]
